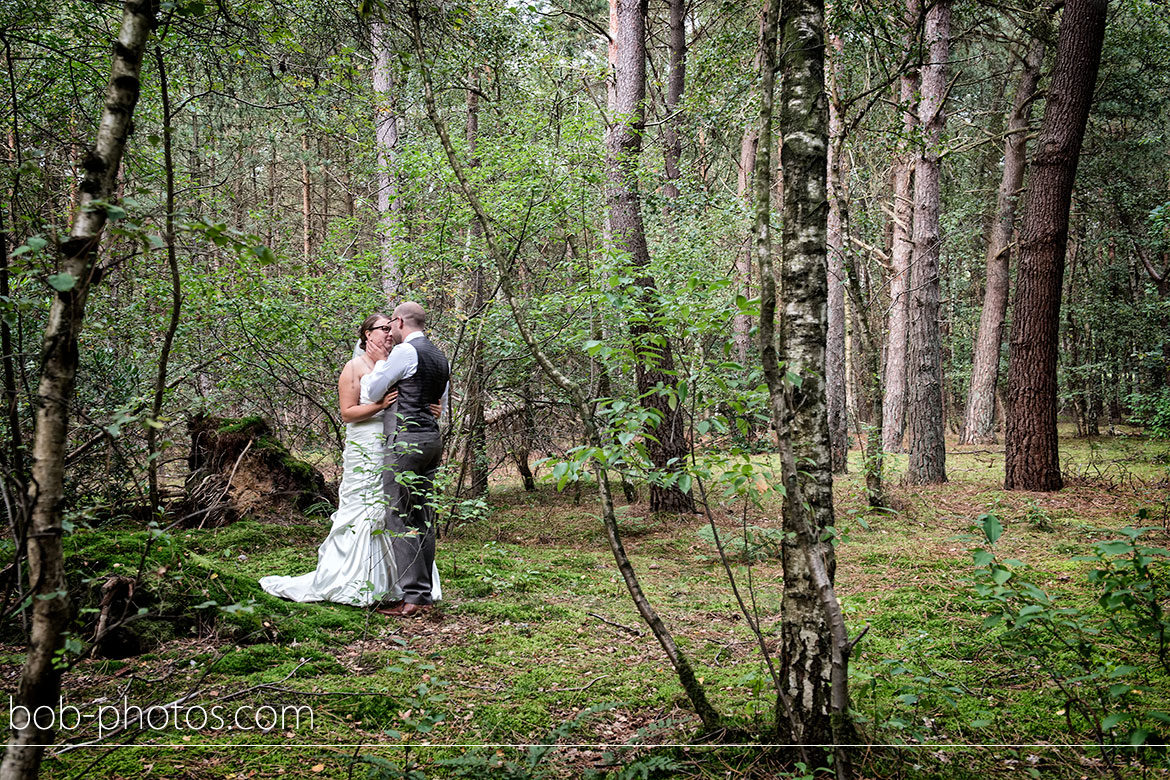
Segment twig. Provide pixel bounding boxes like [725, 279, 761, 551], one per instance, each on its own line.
[547, 675, 609, 693]
[587, 612, 643, 637]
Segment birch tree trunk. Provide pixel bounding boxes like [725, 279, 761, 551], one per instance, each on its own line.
[1, 3, 154, 777]
[373, 21, 403, 302]
[960, 35, 1045, 445]
[606, 0, 693, 513]
[776, 0, 839, 748]
[1005, 0, 1107, 491]
[881, 0, 920, 453]
[905, 0, 949, 484]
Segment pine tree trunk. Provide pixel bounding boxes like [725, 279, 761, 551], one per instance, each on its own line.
[734, 127, 757, 366]
[662, 0, 685, 202]
[881, 0, 919, 453]
[961, 36, 1045, 445]
[1005, 0, 1107, 492]
[301, 132, 311, 263]
[826, 24, 848, 474]
[905, 0, 949, 485]
[1, 4, 154, 777]
[606, 0, 693, 513]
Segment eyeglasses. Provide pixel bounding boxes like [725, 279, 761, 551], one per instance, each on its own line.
[368, 325, 393, 333]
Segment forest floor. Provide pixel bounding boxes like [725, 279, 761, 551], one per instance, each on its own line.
[6, 427, 1170, 779]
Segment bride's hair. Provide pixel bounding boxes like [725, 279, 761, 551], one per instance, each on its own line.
[358, 313, 388, 349]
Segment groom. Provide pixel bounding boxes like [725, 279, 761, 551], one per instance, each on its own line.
[365, 301, 450, 617]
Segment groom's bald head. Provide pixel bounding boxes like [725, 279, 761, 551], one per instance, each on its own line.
[393, 301, 426, 330]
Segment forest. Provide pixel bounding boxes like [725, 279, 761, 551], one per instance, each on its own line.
[1, 0, 1170, 777]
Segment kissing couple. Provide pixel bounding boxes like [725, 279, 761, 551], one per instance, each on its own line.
[260, 301, 450, 618]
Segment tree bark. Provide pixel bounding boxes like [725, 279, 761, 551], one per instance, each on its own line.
[960, 36, 1045, 445]
[300, 131, 311, 263]
[756, 0, 856, 765]
[905, 0, 949, 485]
[373, 21, 404, 302]
[1, 3, 154, 778]
[606, 0, 693, 513]
[1005, 0, 1107, 492]
[776, 0, 839, 750]
[881, 0, 920, 453]
[464, 78, 488, 497]
[734, 127, 757, 366]
[826, 23, 848, 474]
[662, 0, 685, 201]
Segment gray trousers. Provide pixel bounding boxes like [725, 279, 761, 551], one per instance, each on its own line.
[382, 431, 443, 605]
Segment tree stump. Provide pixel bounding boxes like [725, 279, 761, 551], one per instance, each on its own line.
[183, 415, 336, 527]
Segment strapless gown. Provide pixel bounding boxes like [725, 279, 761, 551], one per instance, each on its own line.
[260, 373, 441, 606]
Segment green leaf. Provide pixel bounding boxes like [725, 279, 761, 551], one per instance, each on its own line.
[981, 513, 1003, 545]
[47, 273, 76, 292]
[1101, 713, 1128, 731]
[677, 474, 692, 494]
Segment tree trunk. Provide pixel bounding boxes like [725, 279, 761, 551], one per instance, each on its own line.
[606, 0, 693, 513]
[373, 21, 403, 301]
[464, 79, 488, 497]
[905, 0, 949, 485]
[881, 0, 920, 453]
[1005, 0, 1107, 492]
[662, 0, 685, 202]
[777, 0, 839, 750]
[734, 127, 757, 366]
[755, 0, 856, 766]
[300, 131, 311, 263]
[146, 47, 182, 513]
[0, 4, 154, 777]
[961, 36, 1045, 445]
[826, 24, 848, 474]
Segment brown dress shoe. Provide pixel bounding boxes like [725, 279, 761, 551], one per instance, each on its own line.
[378, 601, 431, 618]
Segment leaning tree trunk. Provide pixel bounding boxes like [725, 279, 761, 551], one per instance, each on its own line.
[606, 0, 693, 513]
[961, 35, 1045, 445]
[1005, 0, 1107, 492]
[373, 21, 404, 302]
[1, 4, 154, 778]
[905, 0, 950, 485]
[881, 0, 920, 453]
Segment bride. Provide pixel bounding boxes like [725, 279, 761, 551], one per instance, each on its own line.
[260, 313, 441, 607]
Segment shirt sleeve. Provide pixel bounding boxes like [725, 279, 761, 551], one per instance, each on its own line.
[365, 342, 417, 401]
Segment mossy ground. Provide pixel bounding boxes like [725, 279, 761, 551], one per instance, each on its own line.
[5, 427, 1169, 778]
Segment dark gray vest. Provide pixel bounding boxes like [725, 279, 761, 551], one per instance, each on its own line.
[387, 335, 449, 436]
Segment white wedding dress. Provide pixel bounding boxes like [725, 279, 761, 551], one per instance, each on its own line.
[260, 371, 441, 606]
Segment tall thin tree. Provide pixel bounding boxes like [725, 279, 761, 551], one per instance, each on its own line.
[961, 32, 1046, 445]
[905, 0, 950, 484]
[1005, 0, 1108, 491]
[1, 2, 155, 777]
[606, 0, 693, 513]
